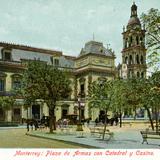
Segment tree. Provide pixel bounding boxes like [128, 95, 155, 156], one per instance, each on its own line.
[141, 8, 160, 71]
[111, 79, 128, 127]
[149, 71, 160, 132]
[89, 80, 114, 140]
[134, 78, 155, 130]
[125, 77, 143, 120]
[0, 96, 15, 121]
[21, 60, 72, 133]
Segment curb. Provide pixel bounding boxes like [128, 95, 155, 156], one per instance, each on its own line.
[26, 132, 100, 149]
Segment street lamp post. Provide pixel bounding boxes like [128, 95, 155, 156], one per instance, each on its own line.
[75, 96, 84, 131]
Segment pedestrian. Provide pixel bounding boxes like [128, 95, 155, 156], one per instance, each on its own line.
[95, 118, 99, 126]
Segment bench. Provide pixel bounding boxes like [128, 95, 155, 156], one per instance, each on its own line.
[140, 130, 160, 144]
[59, 125, 75, 135]
[89, 127, 114, 140]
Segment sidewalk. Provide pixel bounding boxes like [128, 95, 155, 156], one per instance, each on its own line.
[26, 124, 160, 149]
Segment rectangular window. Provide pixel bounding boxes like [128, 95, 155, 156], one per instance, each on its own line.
[4, 52, 11, 61]
[54, 59, 59, 66]
[12, 80, 21, 89]
[80, 84, 84, 92]
[0, 79, 5, 91]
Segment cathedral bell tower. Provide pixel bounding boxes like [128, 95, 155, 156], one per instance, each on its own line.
[121, 2, 147, 78]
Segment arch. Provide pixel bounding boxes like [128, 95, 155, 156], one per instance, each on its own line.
[136, 36, 139, 45]
[140, 55, 143, 64]
[136, 55, 139, 64]
[141, 72, 144, 78]
[129, 36, 133, 47]
[129, 55, 133, 64]
[125, 38, 128, 48]
[140, 37, 143, 45]
[125, 56, 128, 64]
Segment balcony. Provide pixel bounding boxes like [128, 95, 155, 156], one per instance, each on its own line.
[0, 59, 25, 69]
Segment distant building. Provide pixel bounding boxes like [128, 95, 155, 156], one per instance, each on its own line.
[0, 40, 116, 123]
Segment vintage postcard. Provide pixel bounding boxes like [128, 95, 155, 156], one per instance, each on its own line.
[0, 0, 159, 160]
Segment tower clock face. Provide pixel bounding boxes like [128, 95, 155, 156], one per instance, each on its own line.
[122, 64, 127, 71]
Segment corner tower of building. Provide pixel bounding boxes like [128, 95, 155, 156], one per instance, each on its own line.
[121, 2, 147, 79]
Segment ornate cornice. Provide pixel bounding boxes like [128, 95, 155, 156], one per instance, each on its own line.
[122, 45, 146, 53]
[75, 52, 116, 61]
[127, 64, 147, 69]
[74, 67, 116, 76]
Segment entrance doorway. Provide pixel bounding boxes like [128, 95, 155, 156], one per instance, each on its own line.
[62, 109, 68, 119]
[32, 105, 40, 119]
[61, 104, 69, 119]
[12, 108, 21, 122]
[0, 108, 5, 121]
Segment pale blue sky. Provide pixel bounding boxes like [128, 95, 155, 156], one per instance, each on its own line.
[0, 0, 159, 64]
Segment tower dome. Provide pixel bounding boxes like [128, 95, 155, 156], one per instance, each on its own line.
[128, 17, 140, 26]
[127, 2, 141, 29]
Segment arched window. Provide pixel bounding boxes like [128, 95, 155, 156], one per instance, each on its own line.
[136, 36, 139, 45]
[129, 36, 133, 47]
[125, 56, 128, 64]
[79, 77, 86, 98]
[140, 56, 143, 64]
[0, 72, 6, 91]
[137, 72, 140, 78]
[141, 72, 144, 78]
[129, 55, 133, 64]
[125, 38, 128, 48]
[136, 55, 139, 64]
[140, 37, 143, 45]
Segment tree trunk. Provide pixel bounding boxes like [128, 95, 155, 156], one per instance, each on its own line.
[145, 106, 154, 131]
[119, 112, 122, 128]
[155, 106, 158, 133]
[102, 110, 107, 140]
[134, 107, 136, 120]
[49, 106, 56, 133]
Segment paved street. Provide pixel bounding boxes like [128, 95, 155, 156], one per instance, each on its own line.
[0, 128, 85, 148]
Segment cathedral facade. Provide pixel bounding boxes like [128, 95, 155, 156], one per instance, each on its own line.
[120, 2, 147, 79]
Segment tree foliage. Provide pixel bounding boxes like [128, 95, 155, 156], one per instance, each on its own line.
[0, 96, 15, 110]
[141, 8, 160, 71]
[20, 60, 72, 132]
[89, 79, 114, 140]
[89, 73, 160, 131]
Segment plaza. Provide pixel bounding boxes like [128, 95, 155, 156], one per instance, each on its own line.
[0, 122, 159, 148]
[0, 1, 159, 150]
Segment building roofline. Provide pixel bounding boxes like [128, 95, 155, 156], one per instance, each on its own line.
[0, 41, 62, 56]
[63, 55, 76, 60]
